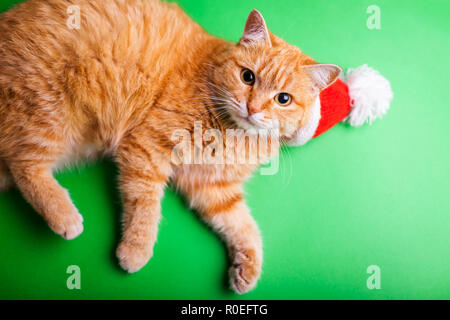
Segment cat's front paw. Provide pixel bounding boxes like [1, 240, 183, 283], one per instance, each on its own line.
[230, 248, 262, 294]
[48, 212, 84, 240]
[117, 241, 152, 273]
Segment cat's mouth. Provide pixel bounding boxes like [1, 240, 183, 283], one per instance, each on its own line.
[221, 101, 272, 131]
[230, 112, 257, 130]
[235, 115, 251, 126]
[230, 109, 274, 132]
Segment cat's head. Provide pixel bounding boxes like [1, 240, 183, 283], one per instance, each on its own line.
[210, 10, 341, 142]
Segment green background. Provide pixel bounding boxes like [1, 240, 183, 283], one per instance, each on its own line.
[0, 0, 449, 300]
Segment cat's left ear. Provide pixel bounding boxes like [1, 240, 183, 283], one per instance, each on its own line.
[303, 64, 342, 91]
[239, 9, 272, 46]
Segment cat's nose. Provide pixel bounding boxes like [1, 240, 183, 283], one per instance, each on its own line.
[247, 103, 261, 115]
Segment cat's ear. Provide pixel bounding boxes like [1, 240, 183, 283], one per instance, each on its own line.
[239, 9, 272, 46]
[303, 64, 342, 91]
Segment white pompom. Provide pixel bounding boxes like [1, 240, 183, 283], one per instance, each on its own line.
[343, 64, 393, 127]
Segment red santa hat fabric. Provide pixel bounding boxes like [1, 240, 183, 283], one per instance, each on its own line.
[287, 65, 393, 146]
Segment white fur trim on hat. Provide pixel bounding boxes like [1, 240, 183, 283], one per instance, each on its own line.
[285, 96, 321, 146]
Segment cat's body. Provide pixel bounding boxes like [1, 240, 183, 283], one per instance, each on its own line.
[0, 0, 341, 293]
[0, 0, 225, 165]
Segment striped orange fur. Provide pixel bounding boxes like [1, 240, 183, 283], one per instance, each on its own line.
[0, 0, 340, 294]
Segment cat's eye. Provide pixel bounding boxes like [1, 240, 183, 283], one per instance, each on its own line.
[240, 68, 255, 86]
[275, 92, 292, 106]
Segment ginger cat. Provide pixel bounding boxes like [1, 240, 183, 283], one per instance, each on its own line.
[0, 0, 340, 294]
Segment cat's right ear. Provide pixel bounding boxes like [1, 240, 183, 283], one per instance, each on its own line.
[239, 10, 272, 46]
[303, 64, 342, 91]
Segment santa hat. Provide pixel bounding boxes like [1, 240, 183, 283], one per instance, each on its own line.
[287, 64, 393, 146]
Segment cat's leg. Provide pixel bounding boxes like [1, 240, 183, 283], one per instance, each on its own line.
[180, 180, 262, 294]
[0, 160, 14, 191]
[115, 136, 171, 273]
[8, 160, 83, 239]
